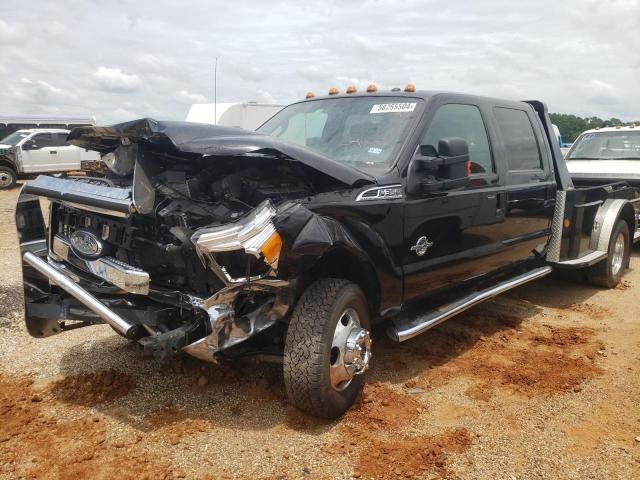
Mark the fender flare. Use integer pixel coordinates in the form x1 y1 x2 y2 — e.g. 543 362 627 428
0 155 17 172
590 199 636 252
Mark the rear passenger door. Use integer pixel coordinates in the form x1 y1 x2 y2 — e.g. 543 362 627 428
489 106 556 261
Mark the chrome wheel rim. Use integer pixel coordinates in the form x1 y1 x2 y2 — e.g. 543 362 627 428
329 308 372 391
611 232 625 276
0 171 13 188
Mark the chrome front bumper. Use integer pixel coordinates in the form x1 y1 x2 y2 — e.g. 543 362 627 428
51 234 150 295
22 251 140 339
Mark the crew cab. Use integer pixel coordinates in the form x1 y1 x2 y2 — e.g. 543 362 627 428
15 87 640 418
566 125 640 186
0 128 101 188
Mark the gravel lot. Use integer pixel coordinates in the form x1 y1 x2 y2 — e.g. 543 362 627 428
1 185 639 479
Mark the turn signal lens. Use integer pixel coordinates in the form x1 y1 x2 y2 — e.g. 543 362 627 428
260 232 283 267
305 92 315 99
346 85 357 94
563 218 572 229
366 84 377 93
404 83 416 93
328 87 339 95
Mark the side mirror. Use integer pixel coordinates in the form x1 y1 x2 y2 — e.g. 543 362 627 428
22 140 38 150
407 137 470 195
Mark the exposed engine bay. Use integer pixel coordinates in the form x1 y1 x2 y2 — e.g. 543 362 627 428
55 158 316 294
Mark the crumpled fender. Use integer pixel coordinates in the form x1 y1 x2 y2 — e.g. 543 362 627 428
273 201 401 314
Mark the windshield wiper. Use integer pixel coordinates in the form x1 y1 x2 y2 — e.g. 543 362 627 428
568 157 608 160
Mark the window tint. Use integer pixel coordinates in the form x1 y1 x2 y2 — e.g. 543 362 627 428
422 104 493 174
52 133 69 146
493 107 542 170
31 133 56 148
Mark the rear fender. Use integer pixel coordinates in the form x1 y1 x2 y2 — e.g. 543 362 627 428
590 199 636 253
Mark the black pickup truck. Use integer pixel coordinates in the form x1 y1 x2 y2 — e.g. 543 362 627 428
15 88 640 418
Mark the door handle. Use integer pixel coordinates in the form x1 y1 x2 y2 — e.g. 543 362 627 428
49 151 57 154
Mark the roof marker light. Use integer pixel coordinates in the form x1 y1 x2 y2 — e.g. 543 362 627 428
366 84 377 93
305 92 315 99
404 83 416 93
328 87 339 95
346 85 357 94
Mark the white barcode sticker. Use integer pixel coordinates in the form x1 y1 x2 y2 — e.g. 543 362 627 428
370 103 417 114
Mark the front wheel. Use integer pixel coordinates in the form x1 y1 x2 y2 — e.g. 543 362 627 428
587 219 630 288
284 279 372 419
0 166 17 189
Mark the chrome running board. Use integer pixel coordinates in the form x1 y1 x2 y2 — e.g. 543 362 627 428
388 266 553 343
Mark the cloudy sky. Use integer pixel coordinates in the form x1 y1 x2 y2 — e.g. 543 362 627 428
1 0 638 124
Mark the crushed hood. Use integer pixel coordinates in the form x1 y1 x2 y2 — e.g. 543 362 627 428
67 118 375 188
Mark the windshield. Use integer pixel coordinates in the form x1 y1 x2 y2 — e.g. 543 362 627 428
257 96 422 174
567 131 640 160
0 131 30 146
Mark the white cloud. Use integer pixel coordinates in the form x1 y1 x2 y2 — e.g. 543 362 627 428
176 89 207 103
93 66 141 93
14 78 78 104
0 19 22 44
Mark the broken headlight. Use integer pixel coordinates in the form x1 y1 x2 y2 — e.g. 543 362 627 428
101 143 137 176
191 200 283 282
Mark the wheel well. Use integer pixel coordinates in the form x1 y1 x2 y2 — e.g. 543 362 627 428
0 156 17 172
619 203 636 241
303 248 380 317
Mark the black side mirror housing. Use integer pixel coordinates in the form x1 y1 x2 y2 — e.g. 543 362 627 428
22 140 37 150
407 137 470 195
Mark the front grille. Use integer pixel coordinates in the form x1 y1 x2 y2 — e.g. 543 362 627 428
51 203 212 294
55 204 137 251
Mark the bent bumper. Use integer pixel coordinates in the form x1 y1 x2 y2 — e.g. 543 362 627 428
22 251 142 339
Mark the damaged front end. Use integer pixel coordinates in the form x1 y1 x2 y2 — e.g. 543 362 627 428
16 118 372 362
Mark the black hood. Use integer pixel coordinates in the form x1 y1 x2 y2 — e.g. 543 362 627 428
68 118 375 188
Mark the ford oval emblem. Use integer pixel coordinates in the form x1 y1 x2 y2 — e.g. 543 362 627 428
69 230 104 259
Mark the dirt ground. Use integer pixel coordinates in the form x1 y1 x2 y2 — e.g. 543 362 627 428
0 186 639 479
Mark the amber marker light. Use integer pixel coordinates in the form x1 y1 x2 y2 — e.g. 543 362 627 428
346 85 357 94
563 218 572 229
404 83 416 93
305 92 315 99
366 84 377 93
261 232 283 267
328 87 339 95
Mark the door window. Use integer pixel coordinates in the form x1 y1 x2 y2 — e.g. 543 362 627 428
422 104 494 174
493 107 542 171
31 133 56 148
52 133 69 146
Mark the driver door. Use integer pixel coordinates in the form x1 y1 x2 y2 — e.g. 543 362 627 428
402 102 507 303
21 132 73 173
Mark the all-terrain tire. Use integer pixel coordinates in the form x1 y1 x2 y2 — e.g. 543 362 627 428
587 219 630 288
283 278 370 419
0 166 17 189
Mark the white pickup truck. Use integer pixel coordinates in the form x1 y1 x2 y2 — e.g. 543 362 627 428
0 129 100 189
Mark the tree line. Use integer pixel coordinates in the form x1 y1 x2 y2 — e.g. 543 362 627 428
549 113 640 143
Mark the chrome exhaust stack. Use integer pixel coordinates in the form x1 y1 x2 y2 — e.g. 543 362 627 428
23 252 141 339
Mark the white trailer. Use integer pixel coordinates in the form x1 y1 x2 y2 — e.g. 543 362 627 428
186 103 284 130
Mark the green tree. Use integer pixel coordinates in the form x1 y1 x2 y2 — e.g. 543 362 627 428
549 114 588 143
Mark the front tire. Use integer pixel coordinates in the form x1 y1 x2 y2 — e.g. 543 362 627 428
284 279 372 419
587 219 630 288
0 166 17 189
